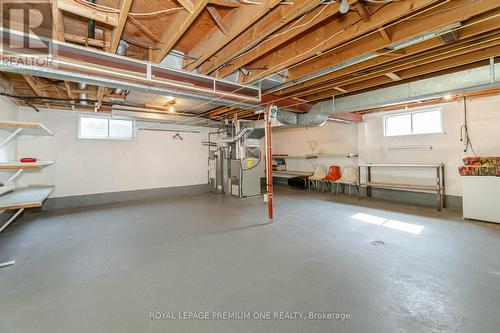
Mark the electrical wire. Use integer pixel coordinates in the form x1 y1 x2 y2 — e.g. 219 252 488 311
460 97 477 156
208 0 331 75
74 0 184 17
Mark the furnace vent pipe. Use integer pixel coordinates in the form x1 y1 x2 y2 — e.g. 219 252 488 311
79 83 88 106
221 127 250 143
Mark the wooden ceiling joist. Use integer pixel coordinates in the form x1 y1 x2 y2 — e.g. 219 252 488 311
239 0 442 83
291 31 500 99
385 72 402 81
177 0 196 13
278 9 500 96
354 2 370 22
109 0 133 53
213 0 353 78
152 0 210 63
50 0 65 41
58 0 119 26
197 0 329 75
208 0 241 8
303 44 500 102
206 6 230 36
64 33 110 49
183 0 282 71
284 0 500 83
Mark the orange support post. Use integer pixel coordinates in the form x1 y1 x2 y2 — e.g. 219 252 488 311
265 104 274 222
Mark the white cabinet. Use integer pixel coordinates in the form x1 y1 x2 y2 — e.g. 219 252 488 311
462 176 500 223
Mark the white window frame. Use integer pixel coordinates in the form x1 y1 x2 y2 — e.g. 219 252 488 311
78 115 135 140
383 108 443 137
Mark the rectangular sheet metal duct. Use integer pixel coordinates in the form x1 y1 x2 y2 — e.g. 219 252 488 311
0 28 261 109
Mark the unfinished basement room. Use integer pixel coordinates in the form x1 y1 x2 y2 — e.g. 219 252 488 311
1 0 500 332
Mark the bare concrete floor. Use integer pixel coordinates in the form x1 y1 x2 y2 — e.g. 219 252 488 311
1 187 499 333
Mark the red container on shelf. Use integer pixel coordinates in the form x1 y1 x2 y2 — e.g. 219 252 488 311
20 158 37 163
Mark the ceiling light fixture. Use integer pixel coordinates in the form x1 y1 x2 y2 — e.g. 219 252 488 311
168 105 175 113
444 94 453 100
339 0 349 14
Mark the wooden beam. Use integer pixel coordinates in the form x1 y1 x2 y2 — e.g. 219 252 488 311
22 75 50 108
64 81 74 99
128 15 161 43
330 112 363 122
240 0 442 83
212 0 350 77
292 33 500 98
96 86 105 110
109 0 133 53
50 0 73 104
277 9 500 95
207 6 230 36
334 87 349 93
375 48 406 56
303 45 500 101
152 0 210 63
354 2 370 22
64 33 110 49
284 0 500 82
50 0 65 41
378 27 391 43
183 0 281 71
58 0 119 26
208 0 241 8
385 72 401 81
178 0 195 13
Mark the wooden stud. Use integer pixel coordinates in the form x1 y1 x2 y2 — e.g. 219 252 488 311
378 27 391 43
385 72 402 81
128 16 162 43
207 6 230 36
354 2 370 22
177 0 195 13
278 10 500 96
284 0 500 83
58 0 119 26
239 0 441 83
198 0 328 75
110 0 133 53
208 0 241 8
183 0 281 71
152 0 210 63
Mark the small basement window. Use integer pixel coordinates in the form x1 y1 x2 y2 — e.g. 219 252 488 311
79 116 134 140
384 108 442 137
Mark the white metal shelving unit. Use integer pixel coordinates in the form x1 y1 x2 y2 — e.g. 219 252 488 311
0 121 55 268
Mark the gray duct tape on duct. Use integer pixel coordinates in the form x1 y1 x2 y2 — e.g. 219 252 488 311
276 99 333 127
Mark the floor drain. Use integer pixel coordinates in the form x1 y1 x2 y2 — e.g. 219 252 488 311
371 240 385 246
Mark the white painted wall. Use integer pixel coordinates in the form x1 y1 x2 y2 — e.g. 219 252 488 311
0 96 19 184
358 95 500 196
271 121 358 173
15 108 210 198
272 94 500 197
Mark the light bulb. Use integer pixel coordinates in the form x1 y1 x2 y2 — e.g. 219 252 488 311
168 105 175 113
444 94 452 100
339 0 349 14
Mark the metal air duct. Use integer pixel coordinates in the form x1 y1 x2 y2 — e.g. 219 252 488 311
276 99 334 127
79 82 88 106
114 40 128 95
